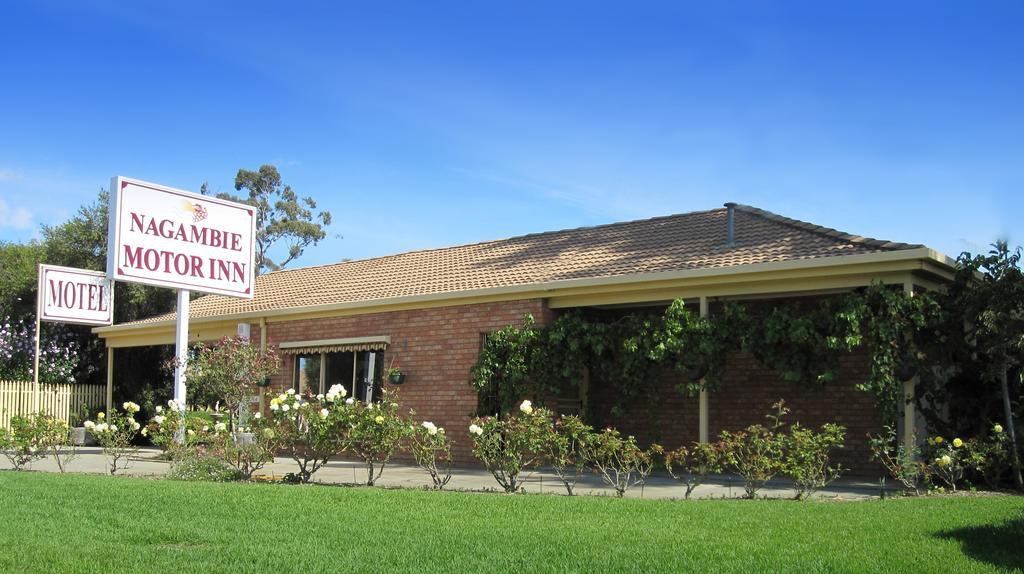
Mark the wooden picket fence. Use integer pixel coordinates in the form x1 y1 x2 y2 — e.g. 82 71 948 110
0 380 106 429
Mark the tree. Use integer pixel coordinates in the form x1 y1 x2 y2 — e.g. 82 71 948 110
207 164 331 274
944 242 1024 489
0 241 44 319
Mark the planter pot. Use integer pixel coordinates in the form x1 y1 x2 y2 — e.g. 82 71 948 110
388 372 406 385
686 364 709 382
895 359 917 382
70 427 96 446
233 432 255 446
257 377 271 388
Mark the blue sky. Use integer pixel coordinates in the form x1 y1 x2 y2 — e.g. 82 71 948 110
1 1 1021 267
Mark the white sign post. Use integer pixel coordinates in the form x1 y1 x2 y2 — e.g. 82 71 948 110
34 264 114 412
107 176 255 440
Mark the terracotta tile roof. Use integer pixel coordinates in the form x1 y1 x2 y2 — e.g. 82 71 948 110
117 204 921 325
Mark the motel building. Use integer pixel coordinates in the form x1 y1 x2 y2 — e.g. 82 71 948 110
93 203 954 474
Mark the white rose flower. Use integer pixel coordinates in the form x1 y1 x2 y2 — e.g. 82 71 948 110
519 400 533 415
253 412 262 419
155 406 163 413
320 408 329 419
422 421 438 435
214 422 227 432
270 403 280 412
286 388 296 395
469 424 483 436
345 398 355 405
110 424 118 432
153 415 166 425
84 421 95 429
317 394 325 401
187 429 196 436
131 421 141 430
202 425 209 432
282 404 291 412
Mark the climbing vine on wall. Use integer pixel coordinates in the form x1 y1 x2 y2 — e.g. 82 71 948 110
470 282 941 422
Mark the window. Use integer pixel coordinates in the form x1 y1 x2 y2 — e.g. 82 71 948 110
293 350 384 402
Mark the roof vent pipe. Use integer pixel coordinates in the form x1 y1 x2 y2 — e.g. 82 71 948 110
724 202 737 247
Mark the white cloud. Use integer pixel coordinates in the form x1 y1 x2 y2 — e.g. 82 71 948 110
0 199 33 230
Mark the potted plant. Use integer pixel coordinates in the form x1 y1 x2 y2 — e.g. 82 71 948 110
387 358 406 385
69 404 96 446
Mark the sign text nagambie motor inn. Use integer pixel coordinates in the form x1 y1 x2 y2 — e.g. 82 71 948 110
106 176 256 298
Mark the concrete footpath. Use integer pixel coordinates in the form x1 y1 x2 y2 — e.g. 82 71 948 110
1 447 888 500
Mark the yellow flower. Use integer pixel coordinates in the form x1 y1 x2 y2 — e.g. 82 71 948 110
933 436 943 445
952 438 963 448
374 415 384 424
936 455 951 467
97 412 105 420
994 424 1003 434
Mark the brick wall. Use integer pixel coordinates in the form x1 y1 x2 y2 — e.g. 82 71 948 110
587 348 882 476
252 299 550 463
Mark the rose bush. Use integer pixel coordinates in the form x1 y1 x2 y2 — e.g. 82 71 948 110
468 400 551 493
84 403 141 475
407 414 453 490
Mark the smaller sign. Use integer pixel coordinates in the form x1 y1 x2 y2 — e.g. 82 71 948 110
39 264 114 326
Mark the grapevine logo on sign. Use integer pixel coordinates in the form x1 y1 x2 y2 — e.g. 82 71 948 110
107 176 256 298
39 265 114 326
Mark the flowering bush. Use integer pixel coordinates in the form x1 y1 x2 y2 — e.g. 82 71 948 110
0 317 80 383
268 388 345 483
664 442 721 499
580 427 659 498
407 413 453 490
35 413 76 472
868 425 929 495
180 336 280 430
717 401 789 498
544 414 593 495
342 389 409 486
84 403 141 475
0 414 47 470
207 413 279 480
923 434 967 491
468 400 551 493
963 424 1013 489
144 400 219 457
783 422 845 500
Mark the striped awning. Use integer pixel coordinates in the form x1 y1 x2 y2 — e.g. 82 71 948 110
278 336 390 355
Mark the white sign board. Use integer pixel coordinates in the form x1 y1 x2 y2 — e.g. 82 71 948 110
39 264 114 326
107 176 256 298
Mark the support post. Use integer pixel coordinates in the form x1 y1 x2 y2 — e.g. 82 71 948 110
699 296 710 444
32 264 42 413
902 281 917 453
259 317 267 413
106 347 114 414
174 289 190 442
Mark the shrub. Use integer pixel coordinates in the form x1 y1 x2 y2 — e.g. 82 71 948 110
268 388 345 483
923 435 968 492
207 413 279 480
35 413 76 472
342 389 409 486
963 424 1013 489
868 425 928 495
181 336 280 430
407 415 453 490
581 427 659 498
544 414 593 496
784 422 845 500
169 453 243 482
469 400 551 493
664 442 721 499
84 403 141 475
0 414 47 470
717 400 789 498
144 401 222 459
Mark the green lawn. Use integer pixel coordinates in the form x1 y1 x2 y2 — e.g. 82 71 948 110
0 472 1021 573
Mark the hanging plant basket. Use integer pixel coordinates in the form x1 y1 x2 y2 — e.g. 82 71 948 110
895 358 917 382
685 364 709 382
257 377 272 388
388 372 406 385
